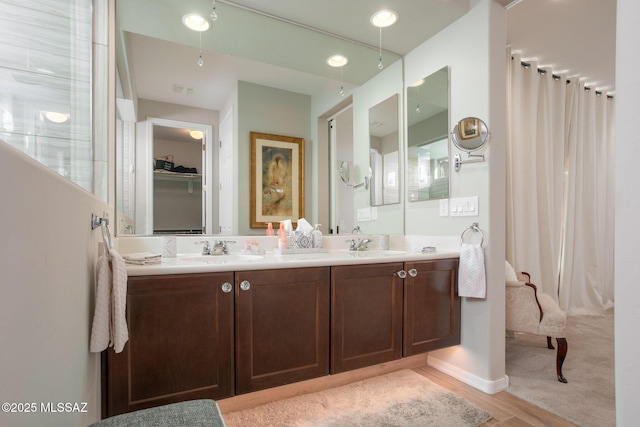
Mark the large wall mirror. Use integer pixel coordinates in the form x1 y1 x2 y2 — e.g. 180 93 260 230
369 94 400 206
406 66 450 202
114 0 403 236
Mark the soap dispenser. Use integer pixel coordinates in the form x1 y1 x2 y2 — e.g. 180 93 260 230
312 224 323 248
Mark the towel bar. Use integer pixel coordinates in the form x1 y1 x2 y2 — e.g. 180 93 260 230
91 213 112 259
461 222 484 247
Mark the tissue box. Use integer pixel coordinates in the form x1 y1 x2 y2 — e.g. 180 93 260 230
288 231 312 249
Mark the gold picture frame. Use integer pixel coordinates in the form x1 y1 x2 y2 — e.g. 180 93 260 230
459 118 480 140
250 132 304 229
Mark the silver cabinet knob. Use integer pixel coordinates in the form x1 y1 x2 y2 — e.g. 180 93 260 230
396 270 407 279
408 268 418 277
221 282 232 293
240 280 251 291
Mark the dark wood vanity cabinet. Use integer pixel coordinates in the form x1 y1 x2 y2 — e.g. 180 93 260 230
103 258 459 416
331 263 405 373
403 258 460 356
331 259 460 373
104 273 235 417
235 267 330 394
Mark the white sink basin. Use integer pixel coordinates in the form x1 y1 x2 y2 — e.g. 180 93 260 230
180 254 264 263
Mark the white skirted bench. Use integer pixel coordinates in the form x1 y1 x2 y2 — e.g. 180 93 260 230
89 400 226 427
505 261 568 383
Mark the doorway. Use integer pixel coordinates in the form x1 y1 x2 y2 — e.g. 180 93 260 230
135 117 213 235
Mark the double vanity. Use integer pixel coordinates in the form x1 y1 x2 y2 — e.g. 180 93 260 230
103 236 461 417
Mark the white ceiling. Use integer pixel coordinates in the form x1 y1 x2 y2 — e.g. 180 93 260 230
119 0 616 118
506 0 616 93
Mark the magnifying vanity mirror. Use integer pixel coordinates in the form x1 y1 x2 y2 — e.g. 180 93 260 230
406 67 450 202
451 117 489 172
339 161 370 190
339 161 350 184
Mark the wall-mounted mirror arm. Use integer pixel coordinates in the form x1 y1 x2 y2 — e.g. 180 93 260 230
352 176 370 190
453 151 485 172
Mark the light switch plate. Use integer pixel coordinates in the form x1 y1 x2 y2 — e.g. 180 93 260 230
449 196 479 217
357 207 371 222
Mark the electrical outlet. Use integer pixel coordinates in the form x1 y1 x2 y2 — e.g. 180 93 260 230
439 199 449 216
371 207 378 220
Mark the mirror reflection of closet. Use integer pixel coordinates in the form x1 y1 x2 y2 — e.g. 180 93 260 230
153 125 203 234
369 93 400 206
407 66 450 202
133 117 213 235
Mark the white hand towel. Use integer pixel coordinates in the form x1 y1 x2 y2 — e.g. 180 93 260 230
458 243 486 298
90 250 129 353
123 252 162 265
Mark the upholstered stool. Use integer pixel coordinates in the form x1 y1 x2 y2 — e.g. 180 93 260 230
505 262 568 383
89 399 226 427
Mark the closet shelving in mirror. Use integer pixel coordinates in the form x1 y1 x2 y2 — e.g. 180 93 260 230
153 170 202 193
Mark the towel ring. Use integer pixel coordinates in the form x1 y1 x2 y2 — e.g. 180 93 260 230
461 222 484 247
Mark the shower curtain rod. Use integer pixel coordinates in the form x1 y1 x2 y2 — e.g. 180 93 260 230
519 60 614 99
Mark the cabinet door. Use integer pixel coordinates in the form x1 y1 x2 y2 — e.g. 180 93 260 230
403 258 460 356
105 273 234 416
235 267 330 394
331 263 404 374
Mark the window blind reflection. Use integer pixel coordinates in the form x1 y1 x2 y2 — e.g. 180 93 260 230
0 0 93 192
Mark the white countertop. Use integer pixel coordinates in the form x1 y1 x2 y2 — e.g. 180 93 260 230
125 250 460 276
116 234 461 276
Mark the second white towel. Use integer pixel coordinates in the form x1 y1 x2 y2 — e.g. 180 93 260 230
458 243 486 298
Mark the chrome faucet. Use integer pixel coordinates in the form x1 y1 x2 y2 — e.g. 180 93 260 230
213 240 236 255
197 240 212 255
349 238 372 251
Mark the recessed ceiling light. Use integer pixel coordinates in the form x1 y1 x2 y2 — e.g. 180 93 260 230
182 13 210 31
370 10 398 28
189 130 204 139
327 55 348 67
44 112 70 123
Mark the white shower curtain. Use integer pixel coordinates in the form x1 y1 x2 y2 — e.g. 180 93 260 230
507 52 615 314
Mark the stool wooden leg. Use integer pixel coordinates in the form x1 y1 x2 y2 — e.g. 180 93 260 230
556 337 568 383
546 336 554 349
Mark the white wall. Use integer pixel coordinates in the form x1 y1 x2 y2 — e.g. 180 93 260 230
404 0 507 391
352 60 404 235
614 0 640 424
237 81 312 235
0 143 108 426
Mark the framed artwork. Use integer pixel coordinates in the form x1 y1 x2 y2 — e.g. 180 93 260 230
250 132 304 228
459 118 480 140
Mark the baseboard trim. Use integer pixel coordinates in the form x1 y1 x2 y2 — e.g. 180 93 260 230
427 355 509 394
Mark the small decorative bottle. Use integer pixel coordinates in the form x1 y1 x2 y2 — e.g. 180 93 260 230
277 222 288 250
266 222 274 236
312 224 323 248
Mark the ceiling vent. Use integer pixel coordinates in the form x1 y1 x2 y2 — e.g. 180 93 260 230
172 84 194 95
